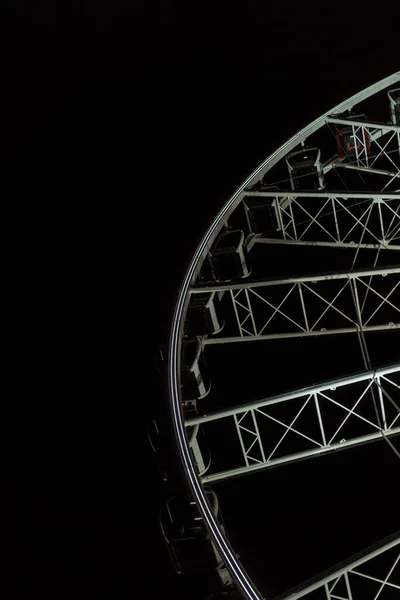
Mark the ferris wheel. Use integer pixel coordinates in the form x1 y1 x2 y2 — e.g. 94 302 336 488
167 72 400 600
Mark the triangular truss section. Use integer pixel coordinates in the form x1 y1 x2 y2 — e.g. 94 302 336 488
245 192 400 252
184 364 400 484
194 266 400 345
325 117 400 191
267 533 400 600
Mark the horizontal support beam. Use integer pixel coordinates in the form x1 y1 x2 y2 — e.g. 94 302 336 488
247 236 400 251
244 191 400 199
191 266 400 293
334 163 400 178
326 117 400 133
244 193 400 252
322 155 346 173
185 363 400 426
201 427 400 483
204 323 399 344
193 362 400 483
320 153 400 177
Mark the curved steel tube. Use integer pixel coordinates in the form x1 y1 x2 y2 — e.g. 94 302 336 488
167 71 400 600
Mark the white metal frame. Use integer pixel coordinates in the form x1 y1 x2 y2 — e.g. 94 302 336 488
388 88 400 126
168 72 400 600
244 192 400 252
275 532 400 600
327 117 400 188
191 267 400 343
185 364 400 483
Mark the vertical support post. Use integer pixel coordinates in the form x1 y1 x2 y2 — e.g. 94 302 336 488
344 572 353 600
332 197 340 242
324 583 332 600
234 413 249 467
351 277 383 429
353 125 360 166
362 126 369 167
298 283 310 331
288 197 298 240
245 289 258 336
377 199 386 244
250 410 266 463
376 375 388 431
230 289 244 337
314 393 327 446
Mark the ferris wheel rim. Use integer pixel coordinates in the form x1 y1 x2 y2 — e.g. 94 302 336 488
167 71 400 600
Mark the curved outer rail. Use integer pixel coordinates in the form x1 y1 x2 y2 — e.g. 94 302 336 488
167 71 400 600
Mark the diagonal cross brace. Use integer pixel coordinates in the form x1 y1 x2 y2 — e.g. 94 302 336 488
184 364 400 483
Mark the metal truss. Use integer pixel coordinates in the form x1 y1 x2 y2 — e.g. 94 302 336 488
274 531 400 600
245 192 400 252
168 74 400 600
325 118 400 189
192 266 400 343
185 364 400 483
242 73 399 190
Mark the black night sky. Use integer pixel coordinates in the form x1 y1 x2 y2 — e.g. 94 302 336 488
3 3 399 600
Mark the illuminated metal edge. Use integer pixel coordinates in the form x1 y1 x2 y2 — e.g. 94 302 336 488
325 117 400 133
191 265 400 292
183 363 400 483
168 72 400 600
243 192 400 252
243 192 400 198
185 363 400 426
273 531 400 600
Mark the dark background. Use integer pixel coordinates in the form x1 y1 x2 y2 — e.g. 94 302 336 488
3 2 399 599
